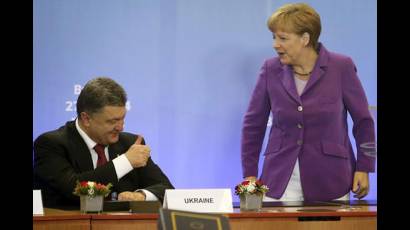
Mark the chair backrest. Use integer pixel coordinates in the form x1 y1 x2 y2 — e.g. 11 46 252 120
157 208 230 230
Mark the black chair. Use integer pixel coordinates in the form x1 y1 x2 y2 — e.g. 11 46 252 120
157 208 230 230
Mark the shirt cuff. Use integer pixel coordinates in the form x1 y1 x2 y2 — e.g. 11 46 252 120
112 154 133 180
137 189 159 201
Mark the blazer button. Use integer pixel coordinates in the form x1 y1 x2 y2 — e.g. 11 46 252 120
297 123 303 129
297 140 303 145
297 106 303 112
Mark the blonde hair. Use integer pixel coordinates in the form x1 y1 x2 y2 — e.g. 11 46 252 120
267 3 321 49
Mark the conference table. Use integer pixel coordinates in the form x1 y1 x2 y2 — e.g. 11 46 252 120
33 201 376 230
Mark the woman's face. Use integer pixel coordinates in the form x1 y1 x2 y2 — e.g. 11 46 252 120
272 30 305 65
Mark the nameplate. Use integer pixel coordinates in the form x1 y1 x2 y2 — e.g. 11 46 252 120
163 189 233 213
33 190 44 215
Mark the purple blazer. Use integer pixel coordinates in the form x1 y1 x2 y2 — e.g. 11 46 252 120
241 44 375 201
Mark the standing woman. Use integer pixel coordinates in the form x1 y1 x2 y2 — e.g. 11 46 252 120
241 3 376 201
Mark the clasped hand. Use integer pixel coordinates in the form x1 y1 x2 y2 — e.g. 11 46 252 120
118 191 146 201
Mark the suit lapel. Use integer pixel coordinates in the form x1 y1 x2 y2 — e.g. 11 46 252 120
301 66 325 96
108 144 122 160
301 44 329 96
280 65 301 104
66 121 94 171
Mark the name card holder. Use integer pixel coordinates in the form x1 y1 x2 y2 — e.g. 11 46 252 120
33 190 44 215
163 189 233 213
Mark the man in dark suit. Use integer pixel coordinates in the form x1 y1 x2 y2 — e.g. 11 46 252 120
33 77 174 208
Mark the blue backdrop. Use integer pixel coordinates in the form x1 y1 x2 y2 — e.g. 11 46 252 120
34 0 377 201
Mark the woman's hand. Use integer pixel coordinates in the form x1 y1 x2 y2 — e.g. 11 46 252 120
244 176 257 181
352 171 369 199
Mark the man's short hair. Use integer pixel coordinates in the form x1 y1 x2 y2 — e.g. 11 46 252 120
76 77 127 117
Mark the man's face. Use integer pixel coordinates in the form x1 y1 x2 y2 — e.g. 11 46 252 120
82 106 126 145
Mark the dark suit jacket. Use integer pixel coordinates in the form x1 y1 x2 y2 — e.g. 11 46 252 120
33 121 174 208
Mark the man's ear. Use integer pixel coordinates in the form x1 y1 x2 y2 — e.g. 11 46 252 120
302 32 310 46
79 112 91 127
